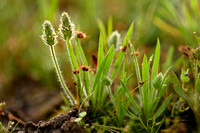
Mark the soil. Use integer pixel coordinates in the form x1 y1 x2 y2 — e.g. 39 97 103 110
1 107 90 133
0 77 89 133
18 107 86 133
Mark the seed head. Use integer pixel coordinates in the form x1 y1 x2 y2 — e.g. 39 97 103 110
59 12 75 40
108 31 121 48
41 21 57 46
152 73 163 89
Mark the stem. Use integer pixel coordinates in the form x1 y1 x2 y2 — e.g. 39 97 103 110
49 45 75 106
65 39 82 106
194 62 198 80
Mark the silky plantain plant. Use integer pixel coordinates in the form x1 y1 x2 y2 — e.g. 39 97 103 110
41 11 173 132
41 11 133 112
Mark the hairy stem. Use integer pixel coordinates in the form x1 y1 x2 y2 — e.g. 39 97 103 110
49 45 75 106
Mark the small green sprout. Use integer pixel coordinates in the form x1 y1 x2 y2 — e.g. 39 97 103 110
180 69 190 83
75 111 87 126
0 121 14 133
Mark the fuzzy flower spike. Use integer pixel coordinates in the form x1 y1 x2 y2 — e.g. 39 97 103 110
59 12 75 40
42 20 57 46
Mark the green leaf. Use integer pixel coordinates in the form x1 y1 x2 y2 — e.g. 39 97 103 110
93 46 114 91
150 97 160 116
163 46 174 71
124 106 139 120
111 22 134 80
75 118 82 123
195 74 200 92
180 68 190 83
148 55 154 70
102 45 115 76
150 39 160 103
170 71 191 106
120 80 141 115
107 16 113 36
60 92 71 106
152 38 160 80
130 43 141 83
97 19 107 47
154 94 172 119
97 46 115 105
93 56 108 91
142 54 150 119
122 22 134 47
76 38 88 65
66 39 83 102
98 34 104 70
79 111 87 118
157 75 170 98
76 38 90 95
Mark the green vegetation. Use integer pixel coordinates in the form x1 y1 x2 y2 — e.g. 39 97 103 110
40 11 183 132
1 0 200 132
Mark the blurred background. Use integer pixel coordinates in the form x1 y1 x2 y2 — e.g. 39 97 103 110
0 0 200 122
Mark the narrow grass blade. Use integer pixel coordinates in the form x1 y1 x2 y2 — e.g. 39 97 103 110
98 46 115 105
111 22 134 80
75 42 81 65
152 38 160 80
120 80 141 115
93 56 108 90
76 38 90 95
150 97 160 116
129 43 141 83
155 118 165 133
122 22 134 47
148 55 154 70
49 0 58 20
154 94 172 119
142 54 150 120
170 71 191 106
60 92 71 106
121 64 126 97
76 38 88 65
66 39 82 105
93 46 114 91
97 19 107 47
163 46 174 71
110 52 124 80
195 74 200 92
157 75 170 98
102 45 114 76
124 106 139 120
151 39 160 103
98 34 104 70
107 16 113 36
